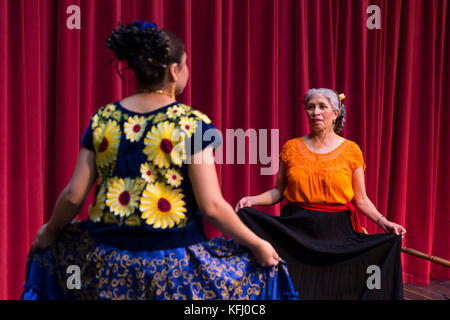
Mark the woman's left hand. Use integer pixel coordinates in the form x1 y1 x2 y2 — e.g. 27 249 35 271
379 218 407 237
30 223 60 252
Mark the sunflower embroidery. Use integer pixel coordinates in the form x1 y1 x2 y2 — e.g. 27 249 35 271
105 177 141 218
179 116 197 137
124 115 147 142
86 103 214 229
165 168 183 187
93 119 121 168
139 182 186 229
140 162 157 184
143 121 186 168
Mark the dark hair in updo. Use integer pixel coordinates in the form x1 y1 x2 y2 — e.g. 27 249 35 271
106 22 185 88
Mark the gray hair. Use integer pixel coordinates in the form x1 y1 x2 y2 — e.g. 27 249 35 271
304 88 346 134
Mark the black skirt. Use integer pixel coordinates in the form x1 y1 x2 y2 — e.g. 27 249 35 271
238 204 404 300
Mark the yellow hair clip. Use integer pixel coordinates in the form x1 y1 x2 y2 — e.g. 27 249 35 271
148 57 167 69
338 93 346 101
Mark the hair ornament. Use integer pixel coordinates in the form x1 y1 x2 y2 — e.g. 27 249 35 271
147 57 167 69
133 20 157 29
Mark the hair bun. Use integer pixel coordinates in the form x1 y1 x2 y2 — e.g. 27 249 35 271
335 103 346 134
106 22 185 87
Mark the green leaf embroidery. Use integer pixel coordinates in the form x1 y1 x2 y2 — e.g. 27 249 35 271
110 110 122 122
153 112 168 123
125 215 141 227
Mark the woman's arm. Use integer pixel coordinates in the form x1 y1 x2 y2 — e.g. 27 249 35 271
188 147 280 267
352 166 406 236
235 161 287 210
31 148 97 250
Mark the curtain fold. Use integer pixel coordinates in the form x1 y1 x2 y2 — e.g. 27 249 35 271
1 0 448 299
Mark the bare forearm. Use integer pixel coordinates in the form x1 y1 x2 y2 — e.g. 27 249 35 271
249 188 283 206
354 197 384 224
46 188 82 234
204 200 261 249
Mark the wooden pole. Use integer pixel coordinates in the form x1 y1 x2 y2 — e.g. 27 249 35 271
401 247 450 268
360 228 449 268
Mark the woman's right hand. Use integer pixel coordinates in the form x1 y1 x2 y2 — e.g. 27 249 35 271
250 239 280 267
235 196 253 212
30 223 60 252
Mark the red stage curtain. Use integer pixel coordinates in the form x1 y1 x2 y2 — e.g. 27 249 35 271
0 0 448 299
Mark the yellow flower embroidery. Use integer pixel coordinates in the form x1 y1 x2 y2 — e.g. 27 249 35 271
178 104 191 113
192 110 211 124
140 162 157 184
91 114 99 130
105 177 141 218
101 104 116 118
139 182 186 229
143 121 186 168
179 116 197 137
167 105 186 119
124 115 147 142
165 168 183 187
93 119 121 168
88 185 106 222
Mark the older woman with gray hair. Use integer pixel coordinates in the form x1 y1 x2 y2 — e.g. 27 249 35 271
236 88 406 299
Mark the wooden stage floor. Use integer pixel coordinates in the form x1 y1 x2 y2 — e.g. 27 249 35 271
403 279 449 300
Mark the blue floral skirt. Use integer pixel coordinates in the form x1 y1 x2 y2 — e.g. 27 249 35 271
21 221 298 300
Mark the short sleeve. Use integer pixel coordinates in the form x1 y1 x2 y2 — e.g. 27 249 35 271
279 142 288 163
279 139 295 167
185 119 222 155
183 109 222 155
80 116 95 151
350 142 366 171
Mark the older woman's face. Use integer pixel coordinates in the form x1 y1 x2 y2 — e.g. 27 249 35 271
305 93 338 132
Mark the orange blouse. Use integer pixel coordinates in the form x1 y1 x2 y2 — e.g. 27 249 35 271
280 137 366 205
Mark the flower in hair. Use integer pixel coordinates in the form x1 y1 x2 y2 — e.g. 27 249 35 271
338 93 346 101
133 20 157 29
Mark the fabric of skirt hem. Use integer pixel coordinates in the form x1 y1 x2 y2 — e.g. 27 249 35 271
238 204 404 300
21 220 299 300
